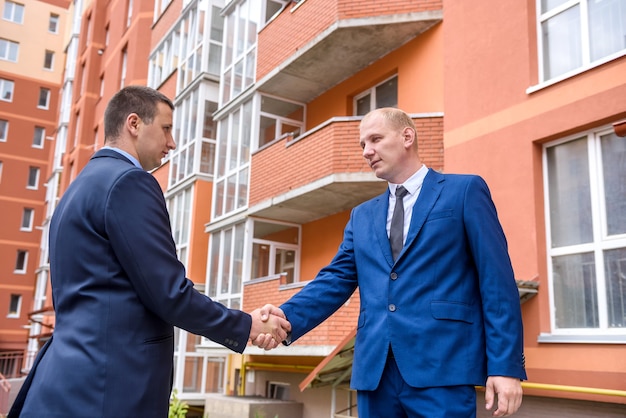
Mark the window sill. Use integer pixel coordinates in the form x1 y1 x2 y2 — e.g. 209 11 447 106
538 333 626 344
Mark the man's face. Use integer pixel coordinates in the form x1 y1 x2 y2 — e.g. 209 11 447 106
135 102 176 171
359 114 410 184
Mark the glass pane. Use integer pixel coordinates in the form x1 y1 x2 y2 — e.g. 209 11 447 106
375 76 398 109
205 358 224 393
542 5 582 79
232 223 244 291
356 94 371 116
220 228 232 294
203 101 218 139
588 0 626 61
553 252 598 328
200 141 215 174
237 166 248 209
259 115 277 146
208 44 221 75
253 221 298 244
541 0 569 13
183 356 202 392
241 100 252 162
208 233 220 297
600 132 626 235
210 6 224 41
605 248 626 328
252 243 270 279
229 110 240 171
275 247 295 284
547 137 593 247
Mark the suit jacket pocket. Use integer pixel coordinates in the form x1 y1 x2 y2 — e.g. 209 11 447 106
430 301 474 324
425 209 453 222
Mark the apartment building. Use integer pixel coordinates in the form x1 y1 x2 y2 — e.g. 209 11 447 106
5 0 625 417
0 0 68 390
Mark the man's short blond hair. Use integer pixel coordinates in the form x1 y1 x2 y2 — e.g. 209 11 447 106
362 107 418 149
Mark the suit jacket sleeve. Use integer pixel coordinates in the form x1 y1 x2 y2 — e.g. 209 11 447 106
464 176 526 379
105 168 251 352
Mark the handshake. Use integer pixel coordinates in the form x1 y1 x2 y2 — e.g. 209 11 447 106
249 304 290 350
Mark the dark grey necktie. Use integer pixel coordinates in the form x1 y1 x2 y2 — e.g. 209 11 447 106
390 186 409 261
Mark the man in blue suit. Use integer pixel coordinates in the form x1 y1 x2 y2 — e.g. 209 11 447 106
258 108 526 417
9 86 289 417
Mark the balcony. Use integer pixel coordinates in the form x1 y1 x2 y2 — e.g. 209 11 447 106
256 0 443 103
248 114 443 224
248 117 385 224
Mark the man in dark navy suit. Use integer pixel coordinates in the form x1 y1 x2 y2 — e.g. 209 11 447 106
258 108 526 417
10 86 289 417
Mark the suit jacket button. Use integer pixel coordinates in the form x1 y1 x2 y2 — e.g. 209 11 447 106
390 272 398 280
389 304 396 312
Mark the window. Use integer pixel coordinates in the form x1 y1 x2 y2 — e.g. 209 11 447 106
544 127 626 336
354 75 398 116
167 186 193 264
15 250 28 273
49 13 59 33
251 220 300 284
120 49 127 88
33 126 45 148
0 78 14 101
213 99 253 218
21 208 34 230
3 1 24 24
0 161 3 182
44 50 54 70
153 0 172 21
538 0 626 82
27 166 39 189
38 87 50 108
0 38 19 62
126 0 133 28
258 95 304 148
207 223 245 309
8 294 21 318
0 119 7 141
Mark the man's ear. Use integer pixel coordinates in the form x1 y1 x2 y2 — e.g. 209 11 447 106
402 127 416 149
127 113 140 136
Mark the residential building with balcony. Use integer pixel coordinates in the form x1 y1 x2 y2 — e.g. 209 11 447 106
0 1 69 403
6 0 626 417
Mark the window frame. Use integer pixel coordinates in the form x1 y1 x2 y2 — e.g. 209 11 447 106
535 0 626 85
0 78 14 102
38 87 51 109
542 125 626 341
44 50 55 70
3 1 24 24
0 119 8 141
33 126 45 148
14 250 28 273
27 166 40 189
8 294 22 318
49 13 60 33
20 207 34 231
0 38 19 62
353 74 398 116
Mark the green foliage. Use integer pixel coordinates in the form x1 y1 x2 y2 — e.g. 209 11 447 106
168 389 189 418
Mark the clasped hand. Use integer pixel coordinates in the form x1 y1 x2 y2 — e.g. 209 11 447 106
249 304 290 350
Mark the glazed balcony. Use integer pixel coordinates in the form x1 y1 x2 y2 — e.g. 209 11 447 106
248 114 443 224
256 0 443 103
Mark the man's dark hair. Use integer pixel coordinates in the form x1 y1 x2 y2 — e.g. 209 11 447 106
104 86 174 141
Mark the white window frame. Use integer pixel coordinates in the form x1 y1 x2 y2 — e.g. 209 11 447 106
0 119 8 141
38 87 50 109
206 222 245 310
248 218 301 285
535 0 626 85
15 250 28 273
44 50 54 70
49 13 59 33
8 294 22 318
353 74 398 116
0 78 14 102
166 185 194 265
33 126 45 148
3 1 24 24
21 208 34 231
542 125 626 342
27 166 40 189
0 38 19 62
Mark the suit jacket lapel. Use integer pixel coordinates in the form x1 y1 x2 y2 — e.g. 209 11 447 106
401 169 444 259
372 190 395 266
